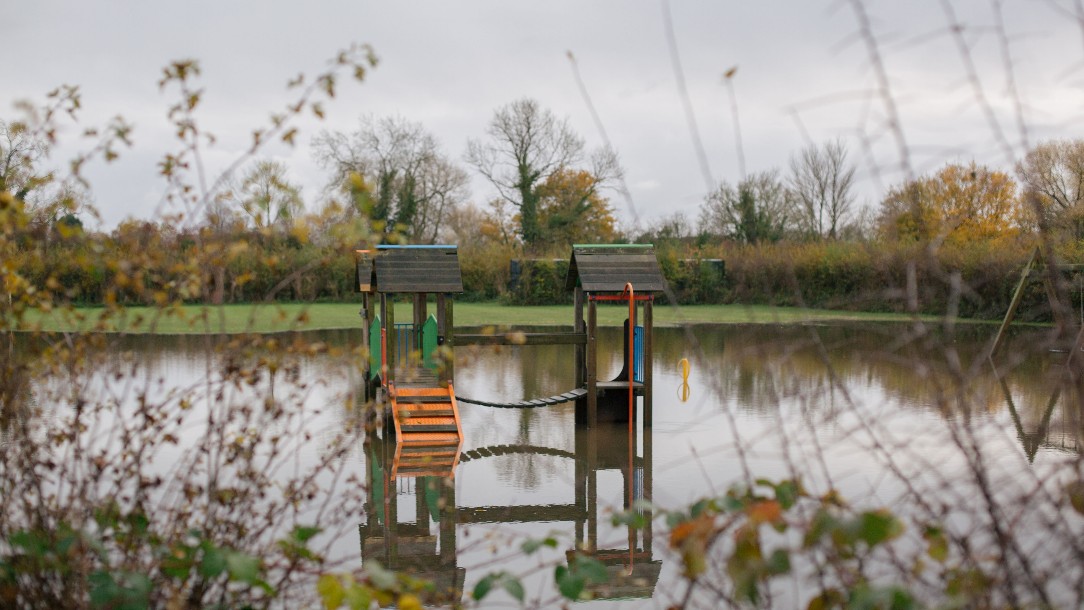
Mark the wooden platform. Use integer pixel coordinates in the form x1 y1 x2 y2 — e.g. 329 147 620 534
594 381 644 395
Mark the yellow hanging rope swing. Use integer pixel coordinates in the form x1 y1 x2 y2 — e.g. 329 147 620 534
678 357 691 402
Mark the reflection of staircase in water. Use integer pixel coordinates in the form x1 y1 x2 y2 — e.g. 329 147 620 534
389 381 462 479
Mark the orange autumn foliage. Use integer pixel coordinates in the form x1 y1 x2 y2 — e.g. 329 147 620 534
878 161 1025 245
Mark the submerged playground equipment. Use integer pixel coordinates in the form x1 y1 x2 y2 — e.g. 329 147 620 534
354 244 667 601
354 243 667 451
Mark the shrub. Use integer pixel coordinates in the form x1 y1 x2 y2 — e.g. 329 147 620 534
458 242 514 302
505 258 571 305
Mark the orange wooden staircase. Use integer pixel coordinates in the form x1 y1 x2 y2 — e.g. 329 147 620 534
389 383 463 478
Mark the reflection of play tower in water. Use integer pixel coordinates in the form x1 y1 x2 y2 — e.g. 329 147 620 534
360 429 463 603
571 417 662 598
359 413 662 602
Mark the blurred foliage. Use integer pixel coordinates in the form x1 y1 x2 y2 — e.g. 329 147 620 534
5 20 1084 610
0 45 395 609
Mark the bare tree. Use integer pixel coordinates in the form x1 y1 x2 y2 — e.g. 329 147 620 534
1016 139 1084 239
313 116 468 243
0 121 97 244
788 139 857 240
0 120 49 200
699 170 795 244
635 211 693 245
466 98 620 248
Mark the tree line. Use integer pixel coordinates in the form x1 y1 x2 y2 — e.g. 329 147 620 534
5 99 1084 315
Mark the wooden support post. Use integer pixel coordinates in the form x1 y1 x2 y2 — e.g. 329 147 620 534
412 293 427 373
644 298 653 427
384 294 395 385
416 477 430 529
574 423 587 546
444 295 455 383
361 292 372 400
436 294 446 336
439 478 456 562
414 293 427 330
574 286 585 388
643 419 653 556
587 424 598 552
383 452 396 563
360 432 377 556
360 293 370 357
587 298 598 428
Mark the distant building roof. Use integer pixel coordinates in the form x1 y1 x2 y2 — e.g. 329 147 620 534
371 245 463 293
564 244 667 293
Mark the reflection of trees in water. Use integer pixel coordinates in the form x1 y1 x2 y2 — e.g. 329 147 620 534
42 324 1081 471
1 334 33 430
9 329 364 464
646 323 1084 455
455 337 579 491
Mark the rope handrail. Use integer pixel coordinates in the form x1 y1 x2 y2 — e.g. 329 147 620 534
455 388 587 408
458 444 577 463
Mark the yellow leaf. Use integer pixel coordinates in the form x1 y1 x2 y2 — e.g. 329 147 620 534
747 500 783 526
317 574 344 609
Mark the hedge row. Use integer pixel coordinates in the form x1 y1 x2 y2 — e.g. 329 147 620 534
713 240 1041 319
500 240 1059 321
14 233 1071 321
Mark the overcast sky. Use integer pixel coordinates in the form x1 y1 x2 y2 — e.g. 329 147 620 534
4 0 1083 232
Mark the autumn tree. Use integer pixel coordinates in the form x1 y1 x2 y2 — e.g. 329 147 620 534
534 168 618 247
479 199 518 246
789 139 856 239
1016 139 1084 239
313 115 468 243
877 161 1022 244
234 160 304 232
466 98 620 249
699 170 794 244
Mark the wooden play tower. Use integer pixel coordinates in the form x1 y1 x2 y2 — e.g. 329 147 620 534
566 244 666 427
357 245 463 463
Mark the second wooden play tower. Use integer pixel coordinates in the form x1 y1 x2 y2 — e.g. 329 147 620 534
566 243 667 426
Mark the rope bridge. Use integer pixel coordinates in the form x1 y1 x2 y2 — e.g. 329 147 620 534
458 444 577 463
455 388 587 409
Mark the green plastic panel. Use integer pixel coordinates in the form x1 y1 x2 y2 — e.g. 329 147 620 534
421 314 438 371
369 315 382 380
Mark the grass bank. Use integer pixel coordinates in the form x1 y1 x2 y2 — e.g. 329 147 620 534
20 301 960 335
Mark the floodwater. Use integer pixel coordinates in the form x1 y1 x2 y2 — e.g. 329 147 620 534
11 322 1084 607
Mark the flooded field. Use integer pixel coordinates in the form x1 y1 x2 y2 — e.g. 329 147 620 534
6 322 1082 607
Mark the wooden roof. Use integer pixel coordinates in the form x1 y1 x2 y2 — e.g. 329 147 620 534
373 245 463 293
564 244 667 293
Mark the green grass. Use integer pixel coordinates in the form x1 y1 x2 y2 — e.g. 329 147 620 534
20 301 956 335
